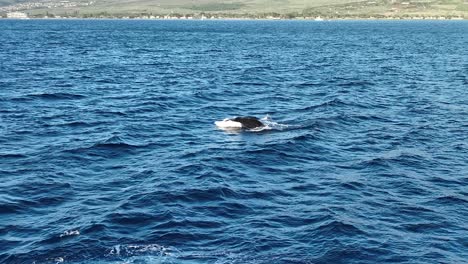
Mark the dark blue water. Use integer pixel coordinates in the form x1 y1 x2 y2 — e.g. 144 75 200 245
1 19 467 264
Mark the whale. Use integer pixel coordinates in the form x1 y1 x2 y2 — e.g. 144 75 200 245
215 116 264 130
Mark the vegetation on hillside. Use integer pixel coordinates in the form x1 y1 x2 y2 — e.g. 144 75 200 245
1 0 467 18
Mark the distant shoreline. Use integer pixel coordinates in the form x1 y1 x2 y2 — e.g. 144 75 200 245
0 17 466 21
2 0 467 21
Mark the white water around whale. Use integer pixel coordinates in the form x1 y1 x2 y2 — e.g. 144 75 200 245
214 118 243 129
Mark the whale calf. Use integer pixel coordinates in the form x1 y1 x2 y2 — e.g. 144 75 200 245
215 116 264 130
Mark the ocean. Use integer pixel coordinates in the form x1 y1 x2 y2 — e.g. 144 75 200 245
0 19 467 263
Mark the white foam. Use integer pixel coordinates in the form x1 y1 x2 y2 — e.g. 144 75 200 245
215 119 243 129
258 115 289 131
60 230 80 237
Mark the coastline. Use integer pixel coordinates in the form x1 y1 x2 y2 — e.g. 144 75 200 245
0 16 466 21
2 0 467 21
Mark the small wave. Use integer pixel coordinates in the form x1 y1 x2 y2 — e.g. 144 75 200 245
358 149 430 168
173 163 206 174
204 48 224 53
295 81 323 87
154 219 224 230
0 153 27 159
267 214 330 228
230 82 268 86
161 187 240 203
59 230 80 238
60 121 95 127
81 223 107 234
401 222 443 233
316 220 367 236
106 212 161 226
95 110 127 116
65 136 150 155
89 142 138 150
397 205 435 214
55 83 74 88
336 80 375 87
107 243 177 258
43 121 98 128
96 78 115 84
141 62 173 67
433 195 467 205
9 96 34 102
94 136 141 149
340 181 365 191
297 98 347 112
27 93 86 100
428 176 462 187
0 203 23 214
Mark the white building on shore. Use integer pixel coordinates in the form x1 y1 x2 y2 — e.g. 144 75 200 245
7 12 29 19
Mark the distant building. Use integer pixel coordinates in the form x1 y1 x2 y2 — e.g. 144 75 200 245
7 12 29 19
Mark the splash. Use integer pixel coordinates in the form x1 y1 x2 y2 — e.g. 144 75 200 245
108 244 178 258
214 118 243 130
249 115 289 132
59 230 80 238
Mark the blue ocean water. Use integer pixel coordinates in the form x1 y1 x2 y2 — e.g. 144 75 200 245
0 19 467 263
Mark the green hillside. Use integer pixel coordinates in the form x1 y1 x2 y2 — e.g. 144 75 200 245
1 0 467 18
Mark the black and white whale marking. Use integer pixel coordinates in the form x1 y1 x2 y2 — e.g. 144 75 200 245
215 116 264 130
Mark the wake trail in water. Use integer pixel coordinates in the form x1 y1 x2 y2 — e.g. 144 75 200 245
249 115 291 132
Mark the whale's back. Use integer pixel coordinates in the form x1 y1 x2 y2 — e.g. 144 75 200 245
232 116 263 129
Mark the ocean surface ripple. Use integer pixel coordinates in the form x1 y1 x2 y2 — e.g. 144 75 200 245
0 20 467 264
